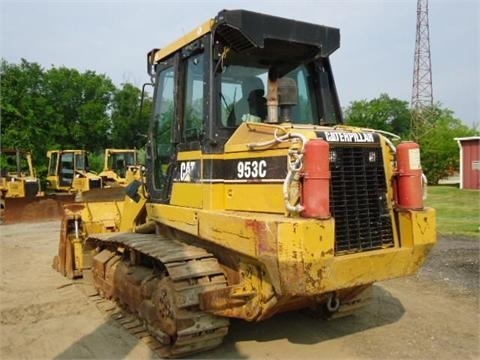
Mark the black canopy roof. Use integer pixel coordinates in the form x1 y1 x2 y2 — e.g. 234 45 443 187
214 9 340 57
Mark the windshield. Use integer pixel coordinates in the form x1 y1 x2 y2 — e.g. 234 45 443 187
220 61 339 128
219 64 319 127
74 154 87 171
109 152 136 169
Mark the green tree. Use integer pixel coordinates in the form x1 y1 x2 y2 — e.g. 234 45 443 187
344 94 411 138
1 59 115 175
343 93 478 185
43 66 115 151
110 83 152 149
1 59 53 173
418 108 476 184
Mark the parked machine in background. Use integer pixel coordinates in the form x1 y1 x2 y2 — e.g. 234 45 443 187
1 148 74 223
54 9 436 358
46 150 103 193
0 148 41 202
98 149 143 186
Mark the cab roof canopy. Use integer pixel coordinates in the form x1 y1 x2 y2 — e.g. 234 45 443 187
150 9 340 64
214 9 340 57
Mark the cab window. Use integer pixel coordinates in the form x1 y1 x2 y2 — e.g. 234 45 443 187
183 54 204 141
152 66 175 191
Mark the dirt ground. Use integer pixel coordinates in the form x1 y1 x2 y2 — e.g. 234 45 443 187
1 221 478 360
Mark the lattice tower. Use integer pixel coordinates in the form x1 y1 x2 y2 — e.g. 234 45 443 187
411 0 434 141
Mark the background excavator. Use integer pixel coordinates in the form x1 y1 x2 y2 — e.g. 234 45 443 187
53 9 436 358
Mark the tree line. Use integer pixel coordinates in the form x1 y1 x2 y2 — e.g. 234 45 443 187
344 94 477 184
1 58 152 176
1 59 478 184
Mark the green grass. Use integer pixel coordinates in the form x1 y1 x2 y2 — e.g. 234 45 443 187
425 186 480 238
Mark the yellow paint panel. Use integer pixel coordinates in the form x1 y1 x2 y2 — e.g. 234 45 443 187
176 150 202 161
312 244 435 294
147 203 198 236
397 207 436 247
273 213 435 296
198 210 259 256
277 221 307 295
225 184 284 213
202 183 225 210
277 219 336 295
301 219 336 293
171 183 203 208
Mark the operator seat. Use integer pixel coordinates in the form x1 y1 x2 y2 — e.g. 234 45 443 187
247 89 267 120
228 76 265 126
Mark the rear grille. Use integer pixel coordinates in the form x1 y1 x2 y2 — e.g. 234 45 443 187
330 145 394 254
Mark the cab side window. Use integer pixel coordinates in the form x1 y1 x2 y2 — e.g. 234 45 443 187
48 152 58 176
183 54 204 141
152 66 175 191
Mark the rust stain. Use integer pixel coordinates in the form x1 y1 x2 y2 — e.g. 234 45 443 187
245 219 276 255
320 248 334 257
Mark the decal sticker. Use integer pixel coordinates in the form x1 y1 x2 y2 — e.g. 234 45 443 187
202 156 287 183
316 131 379 143
408 148 421 170
236 160 267 179
324 131 375 143
174 160 200 182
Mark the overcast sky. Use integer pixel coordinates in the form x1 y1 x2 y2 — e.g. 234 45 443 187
1 0 478 127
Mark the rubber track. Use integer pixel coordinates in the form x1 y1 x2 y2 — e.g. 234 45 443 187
86 232 229 358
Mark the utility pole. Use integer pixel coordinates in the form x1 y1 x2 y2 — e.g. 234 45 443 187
411 0 434 141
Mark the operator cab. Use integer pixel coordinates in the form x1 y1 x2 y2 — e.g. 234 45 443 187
146 9 343 202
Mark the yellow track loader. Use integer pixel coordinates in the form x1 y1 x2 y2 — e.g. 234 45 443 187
1 148 74 223
54 10 436 358
98 148 143 186
46 149 103 193
1 148 41 201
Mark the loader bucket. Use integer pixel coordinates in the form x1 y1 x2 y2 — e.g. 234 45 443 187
3 194 76 224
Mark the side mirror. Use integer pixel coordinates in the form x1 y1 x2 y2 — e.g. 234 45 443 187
147 48 160 83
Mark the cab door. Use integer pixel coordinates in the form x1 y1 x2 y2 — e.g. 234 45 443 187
59 152 74 187
46 151 60 190
146 57 178 203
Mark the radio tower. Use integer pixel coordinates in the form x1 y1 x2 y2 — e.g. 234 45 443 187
411 0 434 141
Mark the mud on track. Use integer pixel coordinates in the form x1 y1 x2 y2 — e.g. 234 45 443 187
1 221 478 359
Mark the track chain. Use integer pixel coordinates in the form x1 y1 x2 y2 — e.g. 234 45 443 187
85 293 168 357
86 232 229 358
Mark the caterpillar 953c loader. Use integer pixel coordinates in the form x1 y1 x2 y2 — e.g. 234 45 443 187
54 9 436 358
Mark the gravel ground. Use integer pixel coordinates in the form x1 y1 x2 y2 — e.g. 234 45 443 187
0 222 478 359
419 235 479 294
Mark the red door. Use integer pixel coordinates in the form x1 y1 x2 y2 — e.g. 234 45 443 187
462 140 480 189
